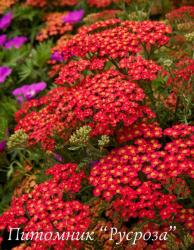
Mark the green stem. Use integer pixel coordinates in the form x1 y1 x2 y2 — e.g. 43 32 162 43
108 56 127 75
146 83 161 124
174 95 180 120
142 43 150 60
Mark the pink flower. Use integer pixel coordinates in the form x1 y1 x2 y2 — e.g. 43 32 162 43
4 36 27 49
0 11 13 30
0 66 12 83
12 82 47 103
0 34 6 46
63 9 84 23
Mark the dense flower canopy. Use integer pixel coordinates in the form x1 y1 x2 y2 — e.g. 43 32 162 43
54 19 171 61
14 19 172 150
0 164 90 249
15 70 155 150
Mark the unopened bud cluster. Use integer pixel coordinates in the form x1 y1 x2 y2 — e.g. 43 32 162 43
7 129 28 150
185 31 194 42
69 126 91 146
163 59 173 68
98 135 110 147
177 22 194 31
129 11 148 21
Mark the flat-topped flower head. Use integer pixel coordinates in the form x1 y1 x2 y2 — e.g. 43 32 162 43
36 12 73 42
0 11 12 30
166 6 194 22
0 163 89 249
0 66 12 83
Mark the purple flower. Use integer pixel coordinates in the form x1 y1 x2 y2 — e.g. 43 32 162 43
51 51 64 62
53 153 64 162
0 140 6 152
0 66 12 83
12 82 47 103
0 11 13 30
4 36 27 49
63 9 84 24
0 34 6 46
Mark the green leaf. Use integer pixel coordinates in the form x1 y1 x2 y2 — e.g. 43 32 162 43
0 97 18 119
33 41 52 67
18 60 33 82
0 118 8 141
13 5 42 22
7 164 14 180
68 146 83 151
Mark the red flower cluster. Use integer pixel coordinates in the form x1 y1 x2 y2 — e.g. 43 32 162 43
89 124 194 220
15 87 65 122
179 209 194 237
12 20 173 152
168 58 194 89
52 0 78 7
83 10 122 23
90 143 181 220
26 0 77 8
166 6 194 22
0 164 89 249
15 70 154 150
48 64 65 79
87 0 130 8
36 12 73 42
54 20 171 61
14 20 172 150
55 59 90 86
26 0 46 7
55 58 108 86
164 123 194 138
117 121 162 143
78 18 120 34
164 177 191 200
54 54 161 86
48 35 73 78
119 56 161 81
132 222 182 250
0 0 15 13
45 163 86 193
162 58 194 110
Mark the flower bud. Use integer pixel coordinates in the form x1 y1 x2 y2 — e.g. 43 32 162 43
163 59 173 67
98 135 110 147
185 31 194 42
69 126 91 146
7 129 28 150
